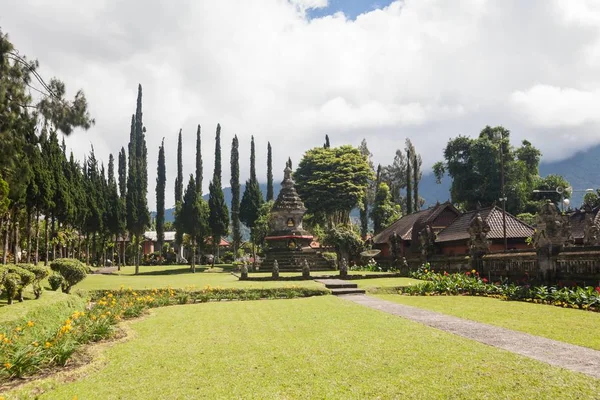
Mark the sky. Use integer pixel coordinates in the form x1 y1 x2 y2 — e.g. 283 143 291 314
2 0 600 211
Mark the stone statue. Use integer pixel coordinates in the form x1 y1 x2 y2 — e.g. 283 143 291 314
389 231 401 263
468 213 491 255
532 201 572 250
240 262 248 280
272 260 280 279
339 258 348 279
302 259 311 278
418 225 436 261
583 211 600 246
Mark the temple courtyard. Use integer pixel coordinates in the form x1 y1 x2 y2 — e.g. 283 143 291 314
2 267 600 399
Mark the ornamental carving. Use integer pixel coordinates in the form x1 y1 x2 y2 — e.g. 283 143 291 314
418 225 436 259
583 211 600 246
468 213 490 255
532 201 572 249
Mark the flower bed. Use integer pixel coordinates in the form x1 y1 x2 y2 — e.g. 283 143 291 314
405 263 600 312
0 286 328 383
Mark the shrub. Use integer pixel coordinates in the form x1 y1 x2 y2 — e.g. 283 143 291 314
50 258 88 294
19 264 50 299
2 265 35 304
48 273 64 291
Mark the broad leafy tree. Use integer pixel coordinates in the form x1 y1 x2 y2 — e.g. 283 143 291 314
294 145 373 227
371 183 401 234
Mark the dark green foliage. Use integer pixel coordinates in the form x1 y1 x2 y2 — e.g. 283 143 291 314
230 135 241 254
358 139 375 237
48 272 64 291
177 175 209 271
252 200 274 247
294 146 373 226
126 85 150 273
406 147 413 215
208 124 229 256
267 142 273 201
156 139 166 253
371 183 401 234
324 225 364 263
433 126 560 214
49 258 87 293
324 135 330 149
240 137 263 230
118 147 127 198
19 263 50 298
175 129 183 205
195 125 202 194
2 265 35 304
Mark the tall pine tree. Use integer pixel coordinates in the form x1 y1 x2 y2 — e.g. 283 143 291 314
175 129 183 205
240 136 264 265
406 147 413 215
177 175 209 272
208 124 229 263
125 84 150 274
156 139 166 256
266 142 273 201
195 124 202 194
230 135 241 256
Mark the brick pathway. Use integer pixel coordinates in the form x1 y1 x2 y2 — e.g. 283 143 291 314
340 294 600 379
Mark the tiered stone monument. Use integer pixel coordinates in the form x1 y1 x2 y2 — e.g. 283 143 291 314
261 164 332 271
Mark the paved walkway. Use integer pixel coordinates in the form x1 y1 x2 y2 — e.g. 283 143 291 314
340 294 600 379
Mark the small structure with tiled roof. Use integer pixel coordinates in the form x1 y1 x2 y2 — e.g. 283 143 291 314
436 206 534 255
372 202 460 257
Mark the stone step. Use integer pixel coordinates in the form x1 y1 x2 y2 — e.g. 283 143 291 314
315 279 359 289
329 288 366 296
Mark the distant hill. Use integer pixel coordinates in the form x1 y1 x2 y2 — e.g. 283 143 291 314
153 146 600 223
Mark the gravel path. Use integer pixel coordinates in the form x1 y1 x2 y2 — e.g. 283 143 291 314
340 294 600 379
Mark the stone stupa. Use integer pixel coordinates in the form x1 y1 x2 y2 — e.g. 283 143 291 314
261 164 332 271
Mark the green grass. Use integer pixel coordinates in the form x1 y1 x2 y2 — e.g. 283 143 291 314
7 297 600 399
354 276 421 289
248 270 395 278
376 295 600 350
0 290 72 323
75 266 322 291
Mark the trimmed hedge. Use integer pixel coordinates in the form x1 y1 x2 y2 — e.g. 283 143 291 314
50 258 87 294
19 264 50 299
0 265 35 304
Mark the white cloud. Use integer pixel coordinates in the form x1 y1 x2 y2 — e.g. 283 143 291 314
2 0 600 209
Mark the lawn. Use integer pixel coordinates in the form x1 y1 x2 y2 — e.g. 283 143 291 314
6 296 599 399
0 290 72 323
353 276 421 289
376 295 600 350
74 266 322 291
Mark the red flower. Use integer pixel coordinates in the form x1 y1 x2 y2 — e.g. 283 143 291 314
482 278 488 283
595 286 600 294
444 271 448 276
465 271 471 276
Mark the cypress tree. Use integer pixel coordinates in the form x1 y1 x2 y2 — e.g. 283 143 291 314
324 135 330 149
266 142 273 201
126 84 150 274
156 139 166 256
413 151 422 211
195 124 202 194
240 136 264 266
175 129 183 205
208 124 229 263
406 147 413 215
230 135 241 256
177 175 209 272
118 147 127 198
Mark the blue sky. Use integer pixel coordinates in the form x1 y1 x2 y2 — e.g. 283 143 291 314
307 0 396 20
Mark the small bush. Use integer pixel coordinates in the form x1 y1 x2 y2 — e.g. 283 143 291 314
48 273 64 291
50 258 88 294
2 265 35 304
19 264 50 299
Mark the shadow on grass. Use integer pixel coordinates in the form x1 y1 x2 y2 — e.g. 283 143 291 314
129 266 210 276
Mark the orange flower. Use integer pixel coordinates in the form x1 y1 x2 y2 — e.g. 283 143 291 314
45 341 52 348
4 363 11 370
27 320 35 327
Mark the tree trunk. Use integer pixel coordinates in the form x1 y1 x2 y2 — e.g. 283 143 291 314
191 240 196 273
86 234 90 266
26 210 32 263
44 214 50 266
13 217 20 264
35 210 40 265
51 215 56 261
2 215 9 265
134 234 140 275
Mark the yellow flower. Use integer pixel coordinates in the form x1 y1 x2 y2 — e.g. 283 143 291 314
4 363 11 370
33 341 39 347
45 341 52 348
27 320 35 327
471 269 476 274
15 327 22 332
